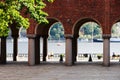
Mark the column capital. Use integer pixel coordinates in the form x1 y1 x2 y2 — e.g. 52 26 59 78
102 34 111 39
65 34 73 39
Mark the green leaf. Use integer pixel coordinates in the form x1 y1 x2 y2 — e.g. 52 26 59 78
0 0 55 37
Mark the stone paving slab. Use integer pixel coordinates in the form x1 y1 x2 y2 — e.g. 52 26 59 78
0 62 120 80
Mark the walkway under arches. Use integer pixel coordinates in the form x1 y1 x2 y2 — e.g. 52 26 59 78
0 0 120 66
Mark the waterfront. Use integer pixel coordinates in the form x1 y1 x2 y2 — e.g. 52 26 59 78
6 39 120 56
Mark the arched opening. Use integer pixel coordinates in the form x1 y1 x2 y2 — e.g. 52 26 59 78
17 27 28 61
47 22 65 62
7 28 13 61
73 18 103 64
35 18 65 64
110 22 120 62
78 22 103 62
7 27 28 62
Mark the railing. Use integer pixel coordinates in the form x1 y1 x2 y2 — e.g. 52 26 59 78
6 53 120 61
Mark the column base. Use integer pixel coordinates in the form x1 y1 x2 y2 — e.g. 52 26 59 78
103 62 110 67
65 63 74 66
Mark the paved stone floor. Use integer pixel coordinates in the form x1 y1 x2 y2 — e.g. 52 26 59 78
0 62 120 80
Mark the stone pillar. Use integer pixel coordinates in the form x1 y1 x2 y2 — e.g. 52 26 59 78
42 35 48 61
102 34 111 66
65 34 73 66
0 37 7 64
72 36 78 63
12 35 19 61
27 34 40 65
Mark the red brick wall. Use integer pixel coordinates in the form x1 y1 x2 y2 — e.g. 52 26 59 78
110 0 120 27
42 0 120 34
26 0 120 35
44 0 106 34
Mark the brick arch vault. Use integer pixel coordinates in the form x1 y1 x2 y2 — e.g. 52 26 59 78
1 0 120 66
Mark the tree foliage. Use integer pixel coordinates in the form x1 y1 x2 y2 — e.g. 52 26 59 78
79 22 102 39
0 0 54 37
18 0 54 23
49 22 64 40
112 23 120 38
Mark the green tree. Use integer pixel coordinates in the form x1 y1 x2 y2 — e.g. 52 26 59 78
79 22 102 39
93 25 101 36
112 23 120 38
81 23 92 35
49 22 64 40
55 34 60 40
0 0 54 37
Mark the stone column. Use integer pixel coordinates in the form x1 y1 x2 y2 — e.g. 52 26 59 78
12 35 19 61
42 35 48 61
0 37 7 64
65 34 73 66
27 34 40 65
72 36 78 63
102 34 111 66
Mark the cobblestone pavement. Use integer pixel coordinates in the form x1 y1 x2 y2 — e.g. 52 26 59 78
0 62 120 80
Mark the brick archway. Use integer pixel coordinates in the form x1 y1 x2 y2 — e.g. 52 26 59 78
72 18 103 64
73 18 102 37
35 18 60 36
34 18 65 62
